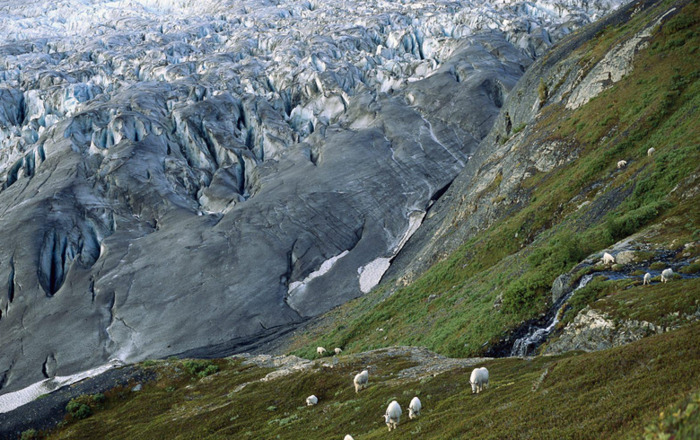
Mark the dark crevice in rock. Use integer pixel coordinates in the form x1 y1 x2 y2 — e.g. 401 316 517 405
4 160 22 190
430 179 454 204
282 239 296 290
7 256 15 303
41 357 49 379
38 230 67 297
37 221 103 297
107 291 116 328
484 78 504 108
89 278 96 302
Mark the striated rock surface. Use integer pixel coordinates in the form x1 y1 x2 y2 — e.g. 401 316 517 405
0 0 626 395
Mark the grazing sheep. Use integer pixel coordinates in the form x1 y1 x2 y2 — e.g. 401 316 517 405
316 347 327 356
470 367 489 394
354 370 369 393
617 160 627 169
648 147 656 156
384 400 402 431
661 268 674 283
344 436 354 440
306 395 318 406
643 272 651 285
334 347 343 355
602 252 615 265
408 397 422 420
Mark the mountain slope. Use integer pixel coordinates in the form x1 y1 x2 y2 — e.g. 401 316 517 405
284 0 700 360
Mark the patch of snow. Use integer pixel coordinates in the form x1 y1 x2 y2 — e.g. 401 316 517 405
358 210 426 293
288 250 350 293
0 359 123 414
359 257 392 293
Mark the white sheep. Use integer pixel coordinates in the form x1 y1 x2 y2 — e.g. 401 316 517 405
344 436 354 440
384 400 402 431
408 396 422 420
643 272 651 285
353 370 369 393
617 160 627 169
648 147 655 156
334 347 343 355
470 367 489 394
661 268 674 283
602 252 615 265
306 395 318 406
316 347 327 356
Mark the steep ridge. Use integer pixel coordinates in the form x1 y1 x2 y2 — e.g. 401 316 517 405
0 0 625 396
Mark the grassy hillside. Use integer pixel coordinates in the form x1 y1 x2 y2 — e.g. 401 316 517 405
285 0 700 360
29 323 700 439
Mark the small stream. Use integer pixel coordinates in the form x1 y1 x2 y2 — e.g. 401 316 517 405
488 258 700 358
509 274 594 357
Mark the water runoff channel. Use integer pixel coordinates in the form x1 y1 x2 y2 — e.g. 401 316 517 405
504 261 700 357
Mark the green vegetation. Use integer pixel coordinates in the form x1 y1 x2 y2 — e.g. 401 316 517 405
45 324 700 439
20 429 38 440
65 399 92 421
593 278 700 327
537 78 548 106
182 359 220 378
288 0 700 359
680 260 700 274
63 393 108 422
644 391 700 440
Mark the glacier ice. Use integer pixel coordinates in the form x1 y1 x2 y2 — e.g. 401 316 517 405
0 0 627 400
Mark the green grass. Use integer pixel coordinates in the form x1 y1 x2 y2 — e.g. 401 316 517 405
593 278 700 326
288 0 700 359
44 323 700 439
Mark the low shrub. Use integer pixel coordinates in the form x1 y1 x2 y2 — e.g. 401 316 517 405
20 429 38 440
182 359 220 378
66 399 92 420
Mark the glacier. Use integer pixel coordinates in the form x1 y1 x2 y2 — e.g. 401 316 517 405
0 0 626 399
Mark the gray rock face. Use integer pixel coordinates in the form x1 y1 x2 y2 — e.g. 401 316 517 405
0 0 625 395
544 306 662 354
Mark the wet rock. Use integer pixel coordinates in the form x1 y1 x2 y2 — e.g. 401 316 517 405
551 273 575 304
